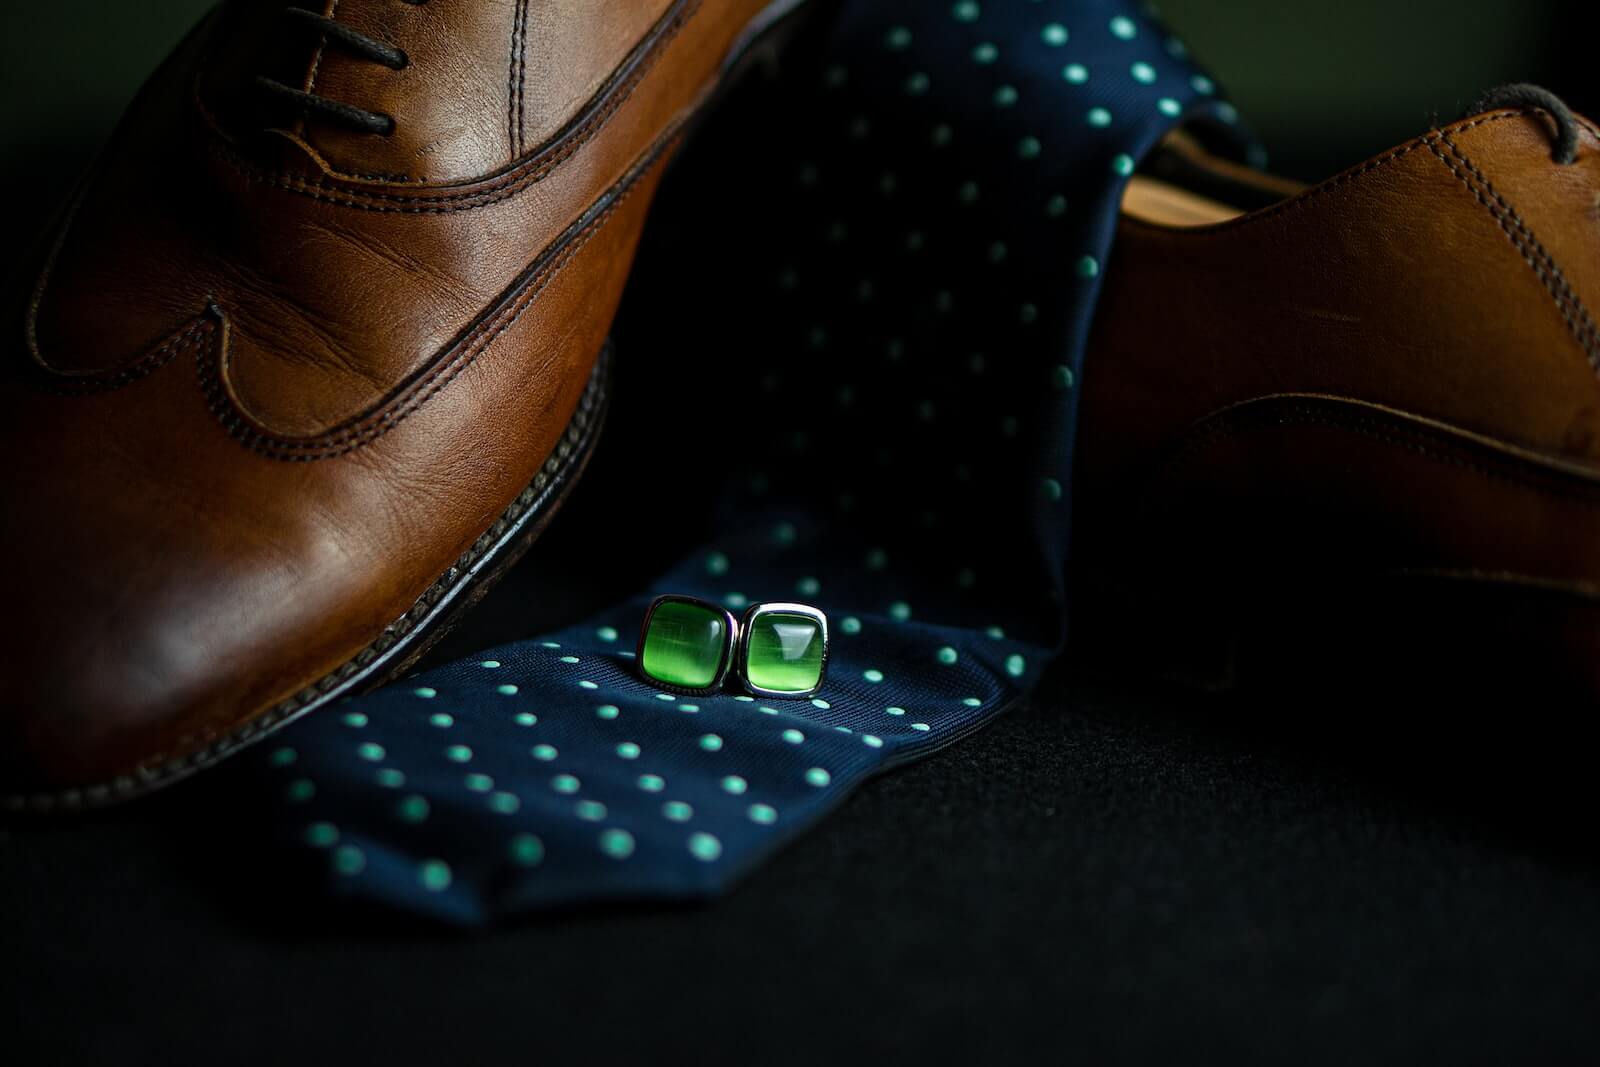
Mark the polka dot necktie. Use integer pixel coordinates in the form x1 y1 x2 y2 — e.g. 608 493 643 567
251 0 1260 924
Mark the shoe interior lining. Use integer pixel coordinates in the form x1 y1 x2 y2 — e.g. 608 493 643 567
1120 128 1309 228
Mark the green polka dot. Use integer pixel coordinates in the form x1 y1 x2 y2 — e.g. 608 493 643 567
531 744 557 761
496 684 519 695
341 712 368 728
888 601 912 622
655 693 676 702
841 616 862 634
540 641 561 649
559 656 579 665
1020 303 1039 324
480 660 500 669
972 41 998 63
575 799 607 822
419 859 451 891
429 712 453 728
357 742 385 762
396 794 430 823
905 72 930 95
886 706 907 716
304 822 339 847
488 792 520 815
782 728 805 744
989 241 1008 263
885 25 912 50
758 706 780 715
805 768 832 788
1017 136 1042 159
864 735 884 748
957 181 980 205
508 834 544 866
1076 255 1100 278
1110 15 1137 38
578 680 599 690
552 774 580 794
864 669 885 683
724 592 749 609
268 747 297 768
1006 654 1027 678
596 626 619 643
1167 36 1189 57
638 774 665 792
445 744 472 763
794 576 821 597
749 803 778 825
1041 22 1068 45
699 734 723 752
515 712 537 726
333 845 365 876
811 698 832 709
464 773 494 793
912 722 932 732
1191 73 1215 95
986 626 1006 640
1063 63 1089 84
952 1 979 21
596 704 620 720
376 768 405 788
1046 194 1068 217
1042 477 1063 502
937 647 959 666
599 829 635 860
706 551 730 575
663 800 694 822
963 697 983 707
1087 107 1112 128
679 703 700 714
1158 96 1182 117
772 521 797 546
616 742 641 760
1111 153 1135 177
1131 61 1157 84
931 123 952 147
721 775 748 795
285 778 315 802
413 687 437 699
734 695 755 703
1217 101 1239 124
689 832 723 862
1053 365 1076 389
992 85 1018 107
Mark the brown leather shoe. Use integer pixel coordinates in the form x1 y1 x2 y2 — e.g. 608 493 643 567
1 0 805 809
1075 88 1600 697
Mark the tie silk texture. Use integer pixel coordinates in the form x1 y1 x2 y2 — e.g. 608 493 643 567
254 0 1259 924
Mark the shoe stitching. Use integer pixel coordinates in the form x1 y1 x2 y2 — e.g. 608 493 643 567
1428 129 1600 379
204 0 701 203
0 351 608 815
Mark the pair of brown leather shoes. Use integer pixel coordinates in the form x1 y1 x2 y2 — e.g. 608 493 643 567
5 2 1598 806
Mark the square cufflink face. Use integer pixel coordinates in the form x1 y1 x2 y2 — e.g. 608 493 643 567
638 595 738 694
738 603 829 698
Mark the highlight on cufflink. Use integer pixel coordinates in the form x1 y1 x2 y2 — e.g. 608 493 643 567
637 595 829 698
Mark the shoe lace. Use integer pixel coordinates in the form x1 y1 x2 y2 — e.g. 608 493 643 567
1469 83 1581 165
253 1 428 137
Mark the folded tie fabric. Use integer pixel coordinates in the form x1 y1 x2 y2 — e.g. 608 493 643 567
250 0 1260 924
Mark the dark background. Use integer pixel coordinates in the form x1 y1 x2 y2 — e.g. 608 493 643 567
5 3 1600 1064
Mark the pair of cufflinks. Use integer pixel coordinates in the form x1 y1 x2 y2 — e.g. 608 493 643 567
637 595 830 698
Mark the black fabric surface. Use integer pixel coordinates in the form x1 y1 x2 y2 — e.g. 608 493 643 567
6 461 1600 1063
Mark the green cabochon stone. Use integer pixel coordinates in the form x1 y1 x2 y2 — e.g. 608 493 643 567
641 600 728 689
745 612 825 694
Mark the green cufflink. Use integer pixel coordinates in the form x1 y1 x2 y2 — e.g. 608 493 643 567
638 595 829 698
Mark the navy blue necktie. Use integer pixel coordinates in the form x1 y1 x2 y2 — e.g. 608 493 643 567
248 0 1260 925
